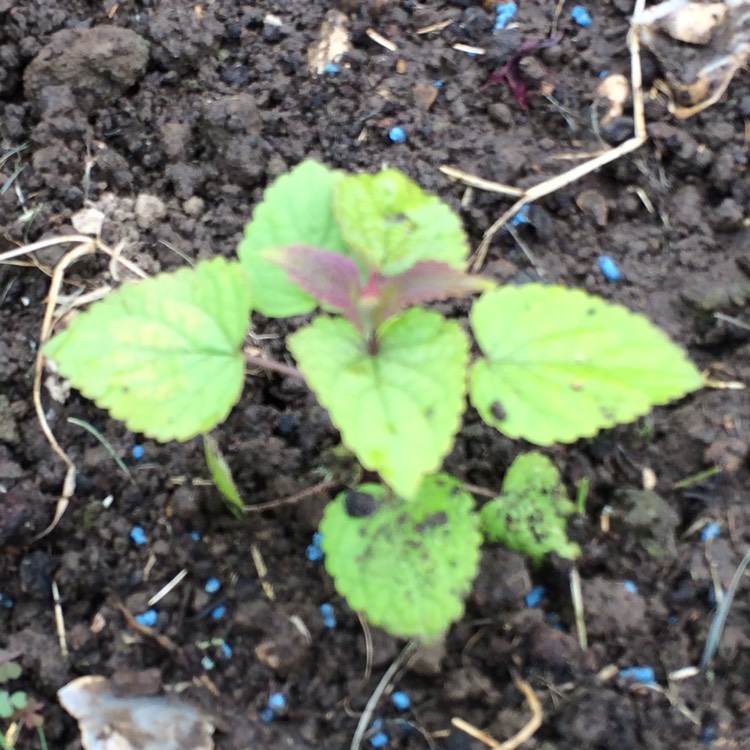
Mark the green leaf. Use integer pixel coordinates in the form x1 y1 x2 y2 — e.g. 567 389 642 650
9 691 27 711
204 434 245 517
480 451 580 565
44 258 251 442
333 168 469 275
470 285 703 444
320 475 482 640
0 692 13 719
289 309 469 498
0 663 21 684
237 160 349 317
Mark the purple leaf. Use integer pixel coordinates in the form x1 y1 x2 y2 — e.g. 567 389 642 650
374 262 494 326
485 37 561 109
263 246 362 324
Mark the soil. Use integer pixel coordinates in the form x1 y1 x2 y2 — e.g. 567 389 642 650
1 1 749 749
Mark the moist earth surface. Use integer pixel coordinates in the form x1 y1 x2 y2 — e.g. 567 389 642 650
1 2 749 749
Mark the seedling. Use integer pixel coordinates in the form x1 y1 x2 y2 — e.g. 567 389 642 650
0 659 46 750
0 662 26 722
44 160 702 640
480 452 580 566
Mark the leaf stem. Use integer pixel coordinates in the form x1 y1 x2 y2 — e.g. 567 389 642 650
244 351 305 381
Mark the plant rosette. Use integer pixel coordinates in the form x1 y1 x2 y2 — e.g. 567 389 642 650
44 159 703 640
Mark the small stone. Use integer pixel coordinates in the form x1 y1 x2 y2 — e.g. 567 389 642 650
612 488 679 559
169 485 200 520
601 116 634 145
407 641 446 676
487 102 513 126
575 188 609 226
160 122 192 160
0 395 20 445
709 198 743 232
135 194 167 230
413 83 438 111
704 437 748 474
183 197 205 218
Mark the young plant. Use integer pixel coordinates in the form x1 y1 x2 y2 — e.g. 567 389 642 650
44 160 703 641
0 659 45 750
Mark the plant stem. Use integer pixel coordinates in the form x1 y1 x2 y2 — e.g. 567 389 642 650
243 352 305 381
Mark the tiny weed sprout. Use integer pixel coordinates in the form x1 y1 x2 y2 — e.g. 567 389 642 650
0 662 26 721
0 659 46 749
44 159 703 641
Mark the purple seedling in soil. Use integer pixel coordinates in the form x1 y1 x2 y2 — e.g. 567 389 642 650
484 37 561 110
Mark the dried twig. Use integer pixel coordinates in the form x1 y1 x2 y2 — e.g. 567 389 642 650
4 234 147 539
451 676 543 749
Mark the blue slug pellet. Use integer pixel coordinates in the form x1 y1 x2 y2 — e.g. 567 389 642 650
701 522 720 542
525 585 546 608
388 126 406 144
204 577 221 594
130 526 147 545
268 693 287 713
598 255 621 281
135 609 158 627
494 2 517 32
619 666 655 684
391 691 410 711
320 602 337 628
571 6 592 27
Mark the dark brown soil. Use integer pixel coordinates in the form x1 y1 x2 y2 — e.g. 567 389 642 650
1 2 749 749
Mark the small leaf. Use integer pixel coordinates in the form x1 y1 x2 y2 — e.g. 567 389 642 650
0 662 22 683
10 691 27 711
289 309 469 498
237 160 349 317
480 451 580 565
44 258 251 442
0 692 13 718
263 245 362 324
204 434 245 517
333 169 469 274
470 285 703 444
320 475 482 640
374 261 494 325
